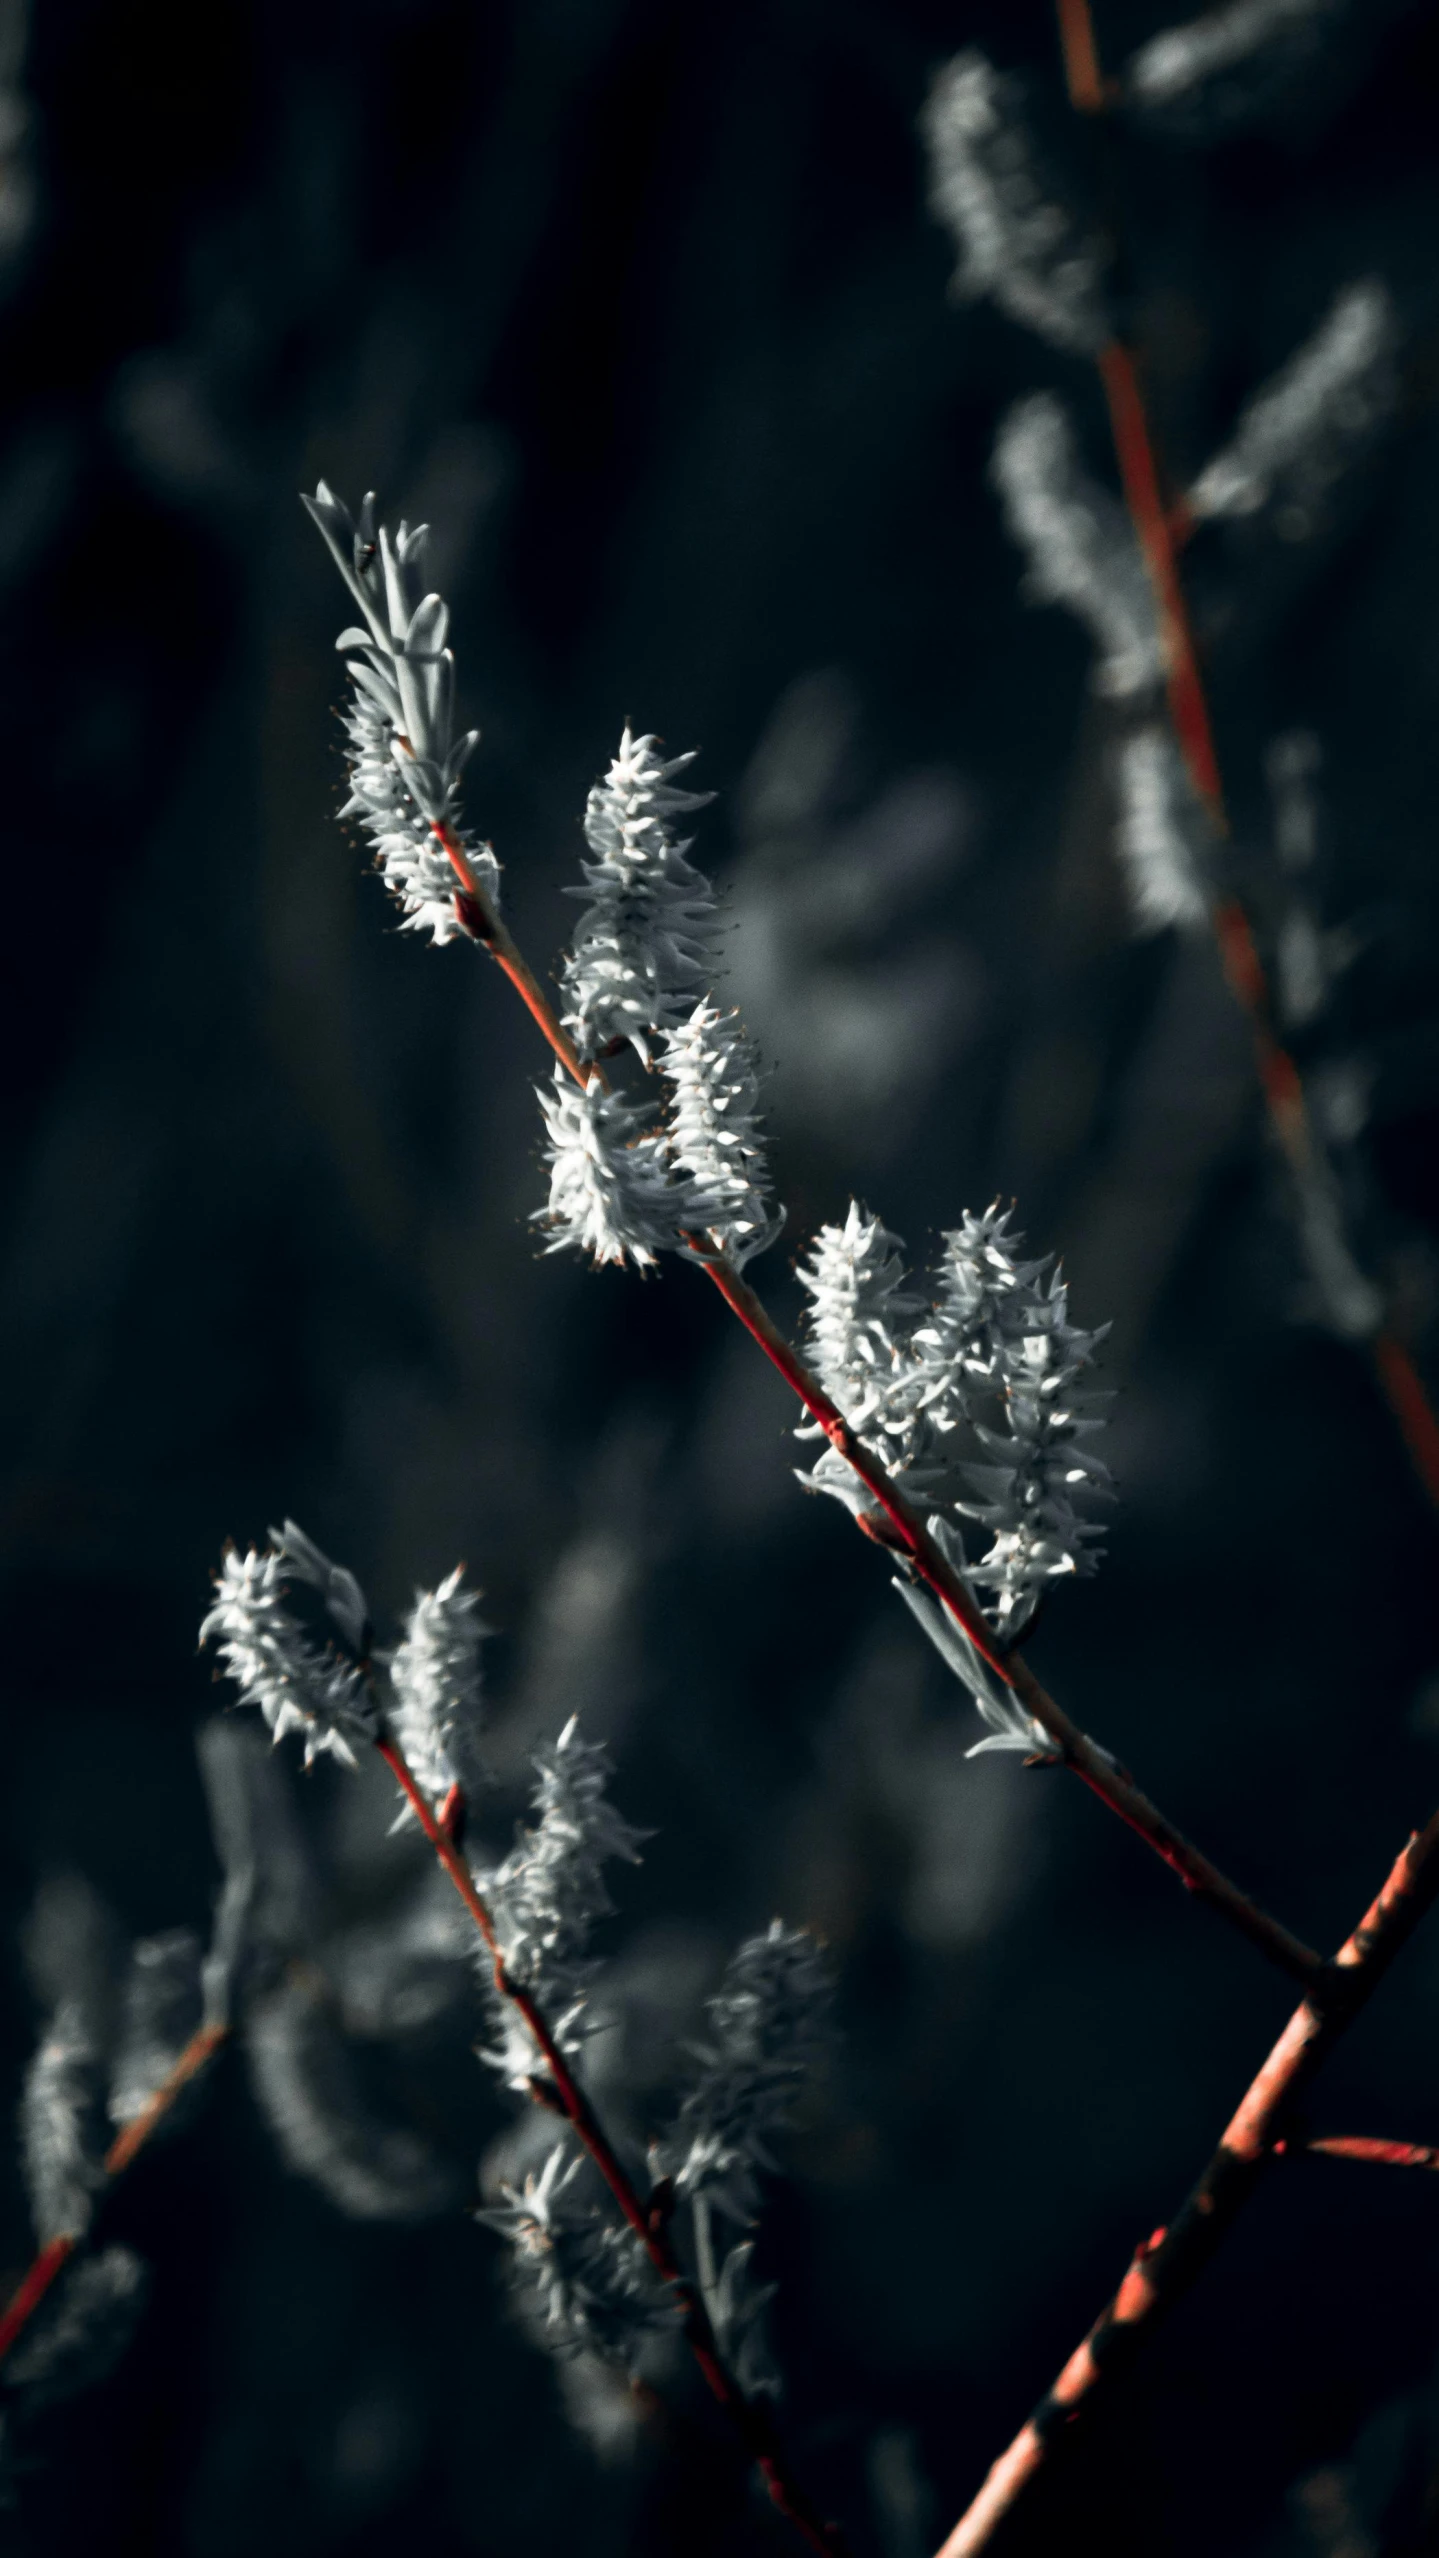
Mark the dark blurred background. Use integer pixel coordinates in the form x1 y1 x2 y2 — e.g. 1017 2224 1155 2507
3 0 1439 2551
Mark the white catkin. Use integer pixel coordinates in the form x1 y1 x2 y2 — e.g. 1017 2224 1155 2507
797 1198 1113 1698
533 1070 690 1270
477 2139 671 2368
386 1566 488 1822
1127 0 1340 109
561 728 721 1066
991 396 1164 700
480 1721 645 2092
656 1924 830 2401
1188 281 1396 531
921 51 1108 356
107 1931 203 2127
4 2247 148 2408
1112 726 1211 933
245 1972 458 2224
797 1201 918 1451
20 2001 106 2244
304 481 501 946
659 1923 831 2225
201 1537 379 1770
19 1877 123 2244
195 1718 318 1988
659 1001 781 1270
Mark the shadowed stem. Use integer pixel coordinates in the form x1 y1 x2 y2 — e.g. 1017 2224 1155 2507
375 1736 848 2558
1056 0 1439 1519
413 805 1321 1982
934 1805 1439 2557
1055 0 1110 110
0 2019 230 2369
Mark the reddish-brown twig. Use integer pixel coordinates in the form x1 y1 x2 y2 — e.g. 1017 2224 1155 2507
431 819 594 1091
700 1253 1323 1988
0 2018 230 2372
1054 0 1439 1518
934 1805 1439 2556
388 828 1322 1981
1055 0 1110 113
1290 2133 1439 2174
375 1736 847 2558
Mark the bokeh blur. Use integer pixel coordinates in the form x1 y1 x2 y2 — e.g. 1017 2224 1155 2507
3 1 1439 2551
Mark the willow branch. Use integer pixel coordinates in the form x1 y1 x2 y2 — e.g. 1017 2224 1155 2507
374 1736 847 2558
1054 0 1439 1518
389 806 1325 1977
700 1252 1323 1988
934 1806 1439 2557
334 576 1328 1982
0 2018 230 2371
401 847 1322 1978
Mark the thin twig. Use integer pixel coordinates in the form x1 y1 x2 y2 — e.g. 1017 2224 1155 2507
1290 2133 1439 2173
700 1253 1323 1989
1055 0 1111 112
375 1735 848 2558
0 2235 75 2367
933 1806 1439 2556
0 2018 230 2371
1054 0 1439 1518
431 819 595 1091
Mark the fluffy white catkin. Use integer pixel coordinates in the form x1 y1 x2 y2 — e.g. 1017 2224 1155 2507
1188 280 1395 532
21 2002 106 2244
921 51 1108 357
245 1972 457 2223
481 1720 645 2092
660 1001 781 1269
304 481 501 946
386 1565 487 1820
107 1931 203 2127
1127 0 1342 109
991 395 1164 701
533 1070 692 1270
659 1922 832 2226
201 1533 379 1769
1112 725 1211 933
477 2141 671 2367
3 2247 149 2407
561 728 721 1066
797 1200 1113 1708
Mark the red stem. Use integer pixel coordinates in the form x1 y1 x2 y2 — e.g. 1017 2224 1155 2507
374 1736 847 2558
701 1254 1323 1989
934 1808 1439 2556
1096 339 1225 822
1295 2134 1439 2173
431 820 594 1092
1055 0 1112 118
1372 1333 1439 1515
0 2017 230 2373
0 2235 75 2366
1057 20 1439 1521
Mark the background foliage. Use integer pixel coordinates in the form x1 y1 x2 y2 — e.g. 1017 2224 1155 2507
3 1 1439 2550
